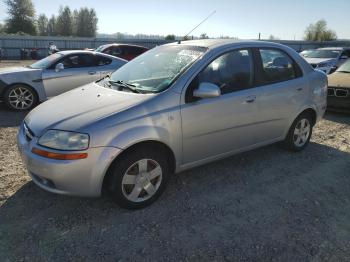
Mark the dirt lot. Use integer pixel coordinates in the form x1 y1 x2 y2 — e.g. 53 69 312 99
0 61 350 261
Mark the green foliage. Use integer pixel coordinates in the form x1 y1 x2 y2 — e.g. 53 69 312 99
75 7 98 37
56 6 73 36
165 34 175 40
5 0 37 35
304 19 337 41
37 14 48 36
200 33 209 39
47 15 56 36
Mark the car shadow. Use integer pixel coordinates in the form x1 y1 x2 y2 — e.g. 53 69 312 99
324 111 350 125
0 103 28 127
1 142 350 261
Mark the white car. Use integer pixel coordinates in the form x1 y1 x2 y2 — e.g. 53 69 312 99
0 51 127 111
303 47 350 74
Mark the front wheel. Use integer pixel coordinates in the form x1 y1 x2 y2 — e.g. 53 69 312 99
4 84 37 111
283 113 313 151
107 147 170 209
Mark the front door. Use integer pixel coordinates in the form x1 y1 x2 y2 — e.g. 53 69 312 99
42 53 97 98
181 49 262 164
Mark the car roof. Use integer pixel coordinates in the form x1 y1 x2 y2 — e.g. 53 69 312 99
57 50 127 61
318 47 349 51
98 43 149 49
166 39 287 50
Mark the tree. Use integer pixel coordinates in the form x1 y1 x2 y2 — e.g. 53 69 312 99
56 6 73 36
37 14 48 35
200 33 209 39
304 19 337 41
47 15 57 36
165 34 175 40
268 35 280 40
5 0 37 35
75 8 98 37
0 23 5 33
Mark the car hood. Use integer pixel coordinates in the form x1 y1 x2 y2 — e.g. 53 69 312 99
0 66 40 74
328 72 350 89
25 82 155 136
0 67 42 83
304 58 336 65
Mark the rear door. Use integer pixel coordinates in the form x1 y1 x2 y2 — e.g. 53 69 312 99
42 53 96 98
253 48 307 142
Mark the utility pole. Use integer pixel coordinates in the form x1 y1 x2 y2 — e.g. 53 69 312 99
258 33 261 40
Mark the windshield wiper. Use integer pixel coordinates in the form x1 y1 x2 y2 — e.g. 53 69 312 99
337 70 350 74
107 79 140 93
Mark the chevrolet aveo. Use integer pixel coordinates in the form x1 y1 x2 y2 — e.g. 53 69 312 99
17 40 327 209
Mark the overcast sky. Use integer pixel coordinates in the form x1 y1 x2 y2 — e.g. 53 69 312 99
0 0 349 40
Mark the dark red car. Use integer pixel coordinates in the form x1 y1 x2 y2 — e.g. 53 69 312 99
95 44 149 61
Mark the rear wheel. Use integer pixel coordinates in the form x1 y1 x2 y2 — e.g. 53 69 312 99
107 147 170 209
4 84 37 111
283 113 313 151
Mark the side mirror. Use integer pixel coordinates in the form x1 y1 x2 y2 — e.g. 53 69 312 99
340 55 348 60
55 63 64 72
193 82 221 99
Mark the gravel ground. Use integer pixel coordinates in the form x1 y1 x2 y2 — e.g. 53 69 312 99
1 61 350 261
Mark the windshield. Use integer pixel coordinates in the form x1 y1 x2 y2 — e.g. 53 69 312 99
306 50 341 59
336 60 350 73
29 53 63 69
109 45 207 93
95 45 107 52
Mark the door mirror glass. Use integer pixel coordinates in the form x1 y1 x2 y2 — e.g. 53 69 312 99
55 63 64 72
193 82 221 98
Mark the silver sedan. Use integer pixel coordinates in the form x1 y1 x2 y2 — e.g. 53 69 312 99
0 51 127 110
18 40 327 209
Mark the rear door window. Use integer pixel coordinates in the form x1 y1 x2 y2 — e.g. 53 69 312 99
258 49 300 84
58 54 95 69
95 55 112 66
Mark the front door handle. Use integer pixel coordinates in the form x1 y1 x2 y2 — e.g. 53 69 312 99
88 71 97 75
296 87 303 91
245 95 256 103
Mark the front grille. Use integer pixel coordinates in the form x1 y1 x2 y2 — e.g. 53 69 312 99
23 122 35 142
335 89 348 97
328 87 349 98
328 88 335 96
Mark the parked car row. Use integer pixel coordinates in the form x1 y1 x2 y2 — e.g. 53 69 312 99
300 47 350 74
0 51 127 110
16 39 328 208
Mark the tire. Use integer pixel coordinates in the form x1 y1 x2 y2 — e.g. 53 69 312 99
283 113 313 152
107 146 170 209
4 84 37 111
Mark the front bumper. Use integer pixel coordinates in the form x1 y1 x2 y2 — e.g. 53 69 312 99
327 88 350 111
17 123 122 197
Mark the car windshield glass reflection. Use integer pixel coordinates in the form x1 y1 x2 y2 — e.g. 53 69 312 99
306 50 340 59
109 45 207 93
29 53 64 69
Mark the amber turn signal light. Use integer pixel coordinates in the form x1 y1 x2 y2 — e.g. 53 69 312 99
31 148 88 160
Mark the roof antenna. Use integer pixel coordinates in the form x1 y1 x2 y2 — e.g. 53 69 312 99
178 10 216 44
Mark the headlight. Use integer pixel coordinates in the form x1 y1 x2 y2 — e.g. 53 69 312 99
38 130 89 151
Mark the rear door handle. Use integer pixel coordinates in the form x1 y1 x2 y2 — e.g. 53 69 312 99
296 87 303 91
88 71 97 75
245 95 256 103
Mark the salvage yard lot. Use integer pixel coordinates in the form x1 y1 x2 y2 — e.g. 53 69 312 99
0 62 350 261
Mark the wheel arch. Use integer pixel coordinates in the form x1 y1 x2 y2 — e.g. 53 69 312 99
101 140 176 195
